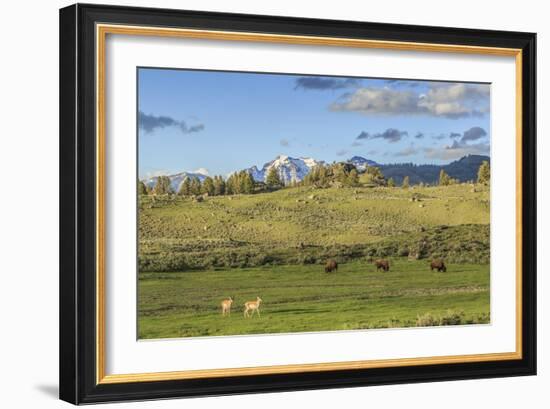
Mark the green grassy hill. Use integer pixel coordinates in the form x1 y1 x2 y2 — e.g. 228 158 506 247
138 183 489 272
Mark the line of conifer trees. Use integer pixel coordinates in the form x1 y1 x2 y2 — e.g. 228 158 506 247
139 168 285 196
138 161 491 196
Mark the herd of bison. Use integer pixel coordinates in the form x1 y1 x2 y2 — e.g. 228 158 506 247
324 258 447 273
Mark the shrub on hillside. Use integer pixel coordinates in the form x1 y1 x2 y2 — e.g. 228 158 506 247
398 246 410 257
416 310 466 327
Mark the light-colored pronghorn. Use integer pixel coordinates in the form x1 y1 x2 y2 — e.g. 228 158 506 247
243 297 262 318
221 297 233 316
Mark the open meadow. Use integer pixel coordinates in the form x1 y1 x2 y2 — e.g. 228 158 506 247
138 259 489 339
138 183 490 339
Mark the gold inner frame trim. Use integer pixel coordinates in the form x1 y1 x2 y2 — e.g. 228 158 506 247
96 23 523 385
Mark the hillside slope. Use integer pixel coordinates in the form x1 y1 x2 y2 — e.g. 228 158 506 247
139 184 489 271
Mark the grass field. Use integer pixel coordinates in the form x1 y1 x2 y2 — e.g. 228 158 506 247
138 183 490 339
138 259 490 339
139 184 490 272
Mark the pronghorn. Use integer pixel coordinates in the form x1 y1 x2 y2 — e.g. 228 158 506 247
221 297 233 316
244 297 262 318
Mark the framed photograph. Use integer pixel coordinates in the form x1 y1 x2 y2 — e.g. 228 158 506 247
59 3 536 404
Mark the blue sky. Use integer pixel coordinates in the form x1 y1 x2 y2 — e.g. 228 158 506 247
138 68 490 179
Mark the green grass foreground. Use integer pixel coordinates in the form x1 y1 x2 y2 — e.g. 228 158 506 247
138 259 489 339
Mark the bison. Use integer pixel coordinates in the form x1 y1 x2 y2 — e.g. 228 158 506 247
430 259 447 272
374 259 390 272
325 259 338 273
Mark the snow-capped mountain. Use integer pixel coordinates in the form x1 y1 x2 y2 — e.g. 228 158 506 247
141 155 381 191
246 155 324 185
347 156 379 171
144 170 208 192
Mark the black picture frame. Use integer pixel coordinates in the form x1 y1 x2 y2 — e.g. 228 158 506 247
60 3 536 404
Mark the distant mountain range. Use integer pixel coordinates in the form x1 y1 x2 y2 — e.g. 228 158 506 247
142 154 489 189
379 155 489 185
246 155 324 185
143 170 208 192
347 156 379 171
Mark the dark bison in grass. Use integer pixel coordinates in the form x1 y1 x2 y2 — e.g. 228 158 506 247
430 259 447 272
374 259 390 272
325 259 338 273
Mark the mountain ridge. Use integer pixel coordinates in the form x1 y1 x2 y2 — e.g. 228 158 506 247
142 154 489 188
246 155 324 185
379 154 490 185
143 170 208 193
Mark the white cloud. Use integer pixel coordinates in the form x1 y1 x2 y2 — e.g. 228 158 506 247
418 83 489 118
330 83 489 119
142 169 171 179
424 141 490 160
331 87 419 115
192 167 210 176
394 144 419 157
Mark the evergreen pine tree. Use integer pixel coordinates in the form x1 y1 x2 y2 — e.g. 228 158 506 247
439 169 451 186
387 177 395 187
213 176 225 196
304 166 319 186
332 164 347 185
236 171 246 193
477 161 490 185
318 165 329 187
152 175 173 195
348 168 359 186
365 166 386 186
226 174 236 195
242 172 255 194
177 178 191 196
266 167 282 188
190 177 202 195
202 176 215 196
138 180 148 195
219 176 226 195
